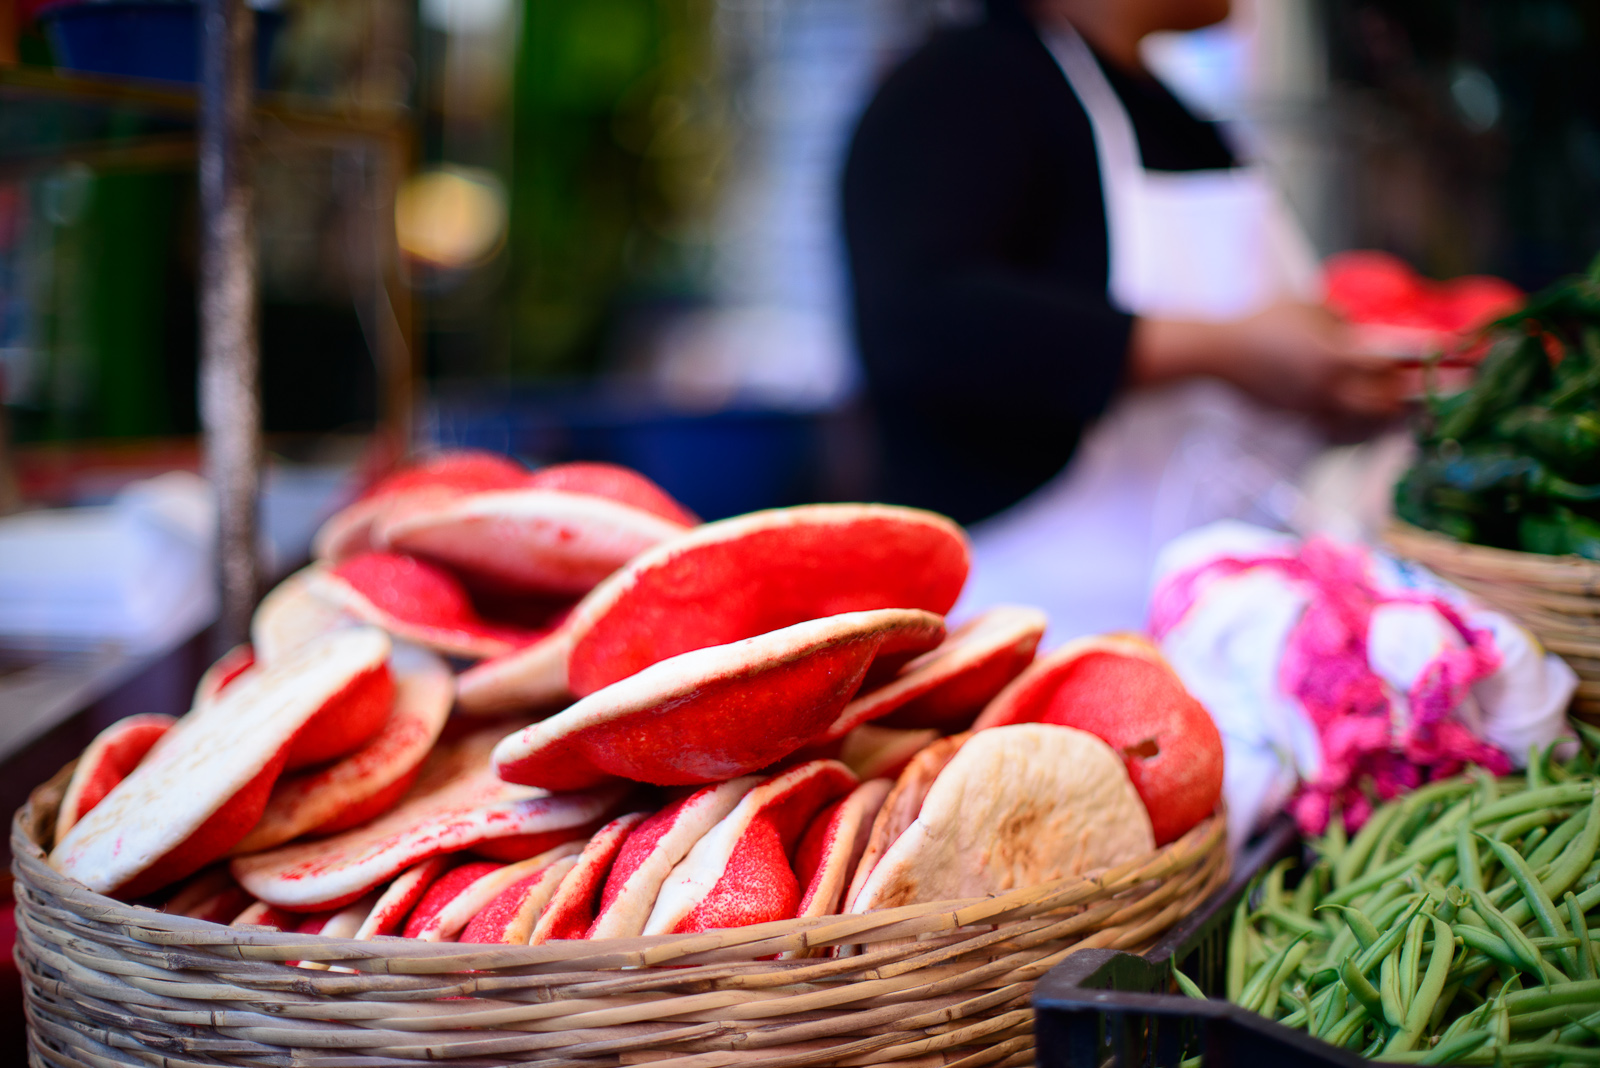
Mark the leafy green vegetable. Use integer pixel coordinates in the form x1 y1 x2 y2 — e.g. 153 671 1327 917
1399 260 1600 557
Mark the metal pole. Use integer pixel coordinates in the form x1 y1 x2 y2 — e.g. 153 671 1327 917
198 0 260 653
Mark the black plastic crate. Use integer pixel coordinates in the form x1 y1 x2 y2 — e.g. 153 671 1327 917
1034 817 1370 1068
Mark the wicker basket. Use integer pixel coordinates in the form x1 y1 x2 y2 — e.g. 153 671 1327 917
1386 521 1600 722
13 764 1228 1068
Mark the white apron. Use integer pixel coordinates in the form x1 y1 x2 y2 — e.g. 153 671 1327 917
959 27 1324 642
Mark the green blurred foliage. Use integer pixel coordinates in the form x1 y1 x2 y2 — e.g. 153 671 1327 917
508 0 728 376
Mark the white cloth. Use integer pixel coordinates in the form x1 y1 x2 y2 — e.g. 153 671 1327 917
1152 521 1577 847
0 473 217 652
959 27 1324 643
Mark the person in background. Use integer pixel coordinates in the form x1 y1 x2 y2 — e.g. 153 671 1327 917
843 0 1407 639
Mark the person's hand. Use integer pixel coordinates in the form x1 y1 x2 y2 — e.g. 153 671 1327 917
1129 300 1409 418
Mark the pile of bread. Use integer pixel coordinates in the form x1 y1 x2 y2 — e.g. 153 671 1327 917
47 453 1224 949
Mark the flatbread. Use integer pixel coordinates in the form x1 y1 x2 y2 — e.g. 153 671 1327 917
643 760 856 936
849 724 1154 912
842 734 968 914
528 812 648 944
232 730 626 910
51 628 392 897
232 643 454 854
587 777 762 941
492 610 942 791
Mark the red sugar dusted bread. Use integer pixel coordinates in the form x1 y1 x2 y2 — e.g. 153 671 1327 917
54 713 177 844
564 504 970 696
454 627 575 716
251 567 357 662
232 643 454 854
587 777 762 941
843 605 1047 735
378 488 692 598
309 553 551 661
643 760 857 935
231 730 627 911
493 610 944 791
528 811 647 944
459 851 581 945
972 633 1223 846
523 462 698 527
314 450 530 563
354 856 452 939
192 644 256 706
50 628 393 898
401 860 503 940
794 778 892 922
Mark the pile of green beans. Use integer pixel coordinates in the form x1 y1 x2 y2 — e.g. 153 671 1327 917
1187 733 1600 1064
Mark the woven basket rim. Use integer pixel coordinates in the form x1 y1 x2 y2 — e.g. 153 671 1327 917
12 761 1228 971
1385 520 1600 589
15 755 1229 1067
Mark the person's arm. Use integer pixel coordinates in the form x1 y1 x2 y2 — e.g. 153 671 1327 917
1129 303 1409 417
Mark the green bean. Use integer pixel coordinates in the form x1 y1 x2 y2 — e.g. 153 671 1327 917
1572 892 1597 982
1425 853 1459 886
1530 745 1548 791
1321 903 1380 951
1321 813 1348 867
1261 857 1292 912
1226 890 1250 1003
1472 767 1499 806
1503 978 1600 1014
1489 808 1568 846
1556 1005 1600 1044
1327 849 1452 907
1340 801 1404 887
1481 834 1575 974
1386 915 1457 1054
1312 980 1347 1038
1239 933 1308 1014
1343 955 1384 1018
1545 793 1600 900
1458 821 1485 893
1403 912 1430 1015
1376 780 1477 871
1260 944 1310 1020
1527 806 1588 869
1429 979 1461 1033
1520 825 1550 858
1291 862 1322 917
1467 888 1550 980
1171 960 1206 1000
1418 784 1594 847
1326 882 1413 968
1417 1029 1491 1063
1381 944 1406 1028
1263 903 1326 940
1353 898 1430 977
1456 925 1532 973
1325 1004 1369 1048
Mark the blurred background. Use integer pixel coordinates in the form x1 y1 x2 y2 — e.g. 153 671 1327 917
0 0 1597 654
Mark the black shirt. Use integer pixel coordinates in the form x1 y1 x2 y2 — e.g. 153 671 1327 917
842 17 1238 525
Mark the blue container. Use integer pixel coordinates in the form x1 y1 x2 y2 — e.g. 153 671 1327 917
39 1 283 87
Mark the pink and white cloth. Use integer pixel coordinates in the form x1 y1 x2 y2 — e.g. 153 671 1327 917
1151 522 1576 849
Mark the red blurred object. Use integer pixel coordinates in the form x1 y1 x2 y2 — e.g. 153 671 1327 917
1324 251 1523 364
